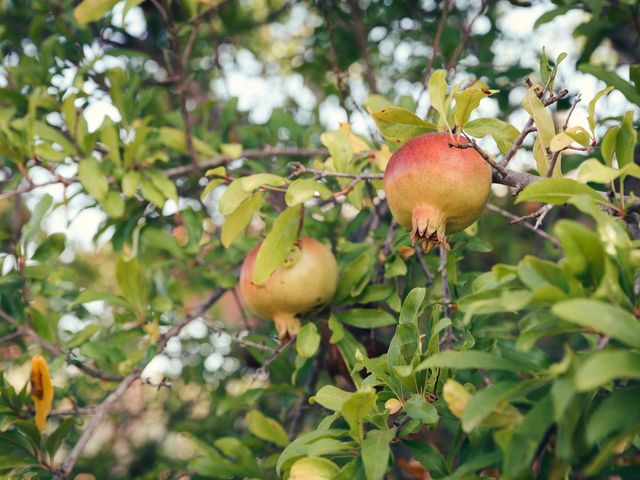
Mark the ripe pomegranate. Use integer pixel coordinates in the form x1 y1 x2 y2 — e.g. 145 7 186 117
239 237 338 341
383 132 492 252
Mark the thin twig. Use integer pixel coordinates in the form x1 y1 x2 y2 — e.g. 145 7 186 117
201 316 275 352
449 137 507 177
486 203 560 247
499 88 569 169
419 0 451 94
346 0 377 93
445 0 489 72
56 288 226 478
415 246 435 286
438 247 455 349
0 310 61 355
319 2 350 121
254 335 295 378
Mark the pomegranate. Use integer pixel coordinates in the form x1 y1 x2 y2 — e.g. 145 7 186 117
239 237 338 341
383 132 492 252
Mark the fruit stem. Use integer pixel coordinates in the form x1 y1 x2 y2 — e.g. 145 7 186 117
272 312 301 342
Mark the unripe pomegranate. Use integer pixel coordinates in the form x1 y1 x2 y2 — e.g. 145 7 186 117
383 133 492 252
239 237 338 341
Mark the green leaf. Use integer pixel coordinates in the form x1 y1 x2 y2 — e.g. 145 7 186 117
601 126 619 166
32 233 65 262
66 323 99 348
429 70 448 128
245 410 289 447
100 119 121 167
0 456 38 470
553 220 604 283
221 192 262 247
139 178 165 208
157 127 217 158
74 0 118 24
121 171 141 197
534 6 572 28
464 118 519 153
416 351 533 372
616 111 637 168
276 429 347 475
296 323 320 358
461 382 518 432
586 388 640 446
579 64 640 106
403 440 449 478
289 457 340 480
364 94 391 111
454 83 497 129
523 86 555 147
240 173 287 192
334 309 397 329
361 429 394 480
404 394 439 425
310 385 353 411
220 143 243 158
320 130 353 171
285 179 332 206
574 350 640 391
540 47 550 86
78 158 108 202
73 290 131 308
399 287 425 325
516 178 605 205
549 126 591 152
342 388 377 443
551 299 640 348
587 86 614 136
46 417 75 458
370 107 437 144
252 205 301 285
100 191 125 218
146 170 178 203
219 180 248 215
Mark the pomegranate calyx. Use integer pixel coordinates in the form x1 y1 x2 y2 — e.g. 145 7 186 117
411 205 451 253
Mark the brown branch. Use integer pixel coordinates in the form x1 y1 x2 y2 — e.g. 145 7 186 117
346 0 377 93
319 3 350 120
415 245 435 286
486 203 560 247
56 288 226 478
0 310 61 355
166 146 329 178
449 137 507 177
499 88 569 169
438 247 456 348
178 0 233 28
254 335 295 378
201 316 275 352
289 162 383 181
546 95 582 177
445 0 489 72
420 0 451 90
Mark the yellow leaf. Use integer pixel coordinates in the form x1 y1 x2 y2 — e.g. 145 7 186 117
30 355 54 432
338 123 369 153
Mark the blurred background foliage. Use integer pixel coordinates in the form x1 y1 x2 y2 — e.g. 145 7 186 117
0 0 639 478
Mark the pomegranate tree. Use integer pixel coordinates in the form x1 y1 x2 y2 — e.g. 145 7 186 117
383 132 492 252
239 237 338 340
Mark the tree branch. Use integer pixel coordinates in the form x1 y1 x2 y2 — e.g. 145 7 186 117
56 288 226 478
486 203 560 247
